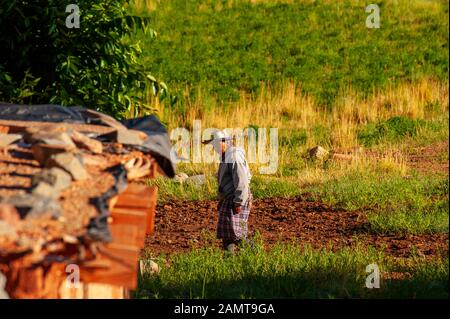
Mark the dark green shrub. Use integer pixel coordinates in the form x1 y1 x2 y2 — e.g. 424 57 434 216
0 0 169 118
357 116 426 147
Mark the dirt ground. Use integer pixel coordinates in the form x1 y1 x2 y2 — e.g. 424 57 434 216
405 140 449 174
146 197 448 258
146 140 449 258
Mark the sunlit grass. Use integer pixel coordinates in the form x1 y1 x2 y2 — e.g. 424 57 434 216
134 0 448 108
136 239 449 298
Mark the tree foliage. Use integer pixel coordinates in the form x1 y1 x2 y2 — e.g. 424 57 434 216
0 0 169 118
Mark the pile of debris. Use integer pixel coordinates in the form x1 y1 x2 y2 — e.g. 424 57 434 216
0 103 174 298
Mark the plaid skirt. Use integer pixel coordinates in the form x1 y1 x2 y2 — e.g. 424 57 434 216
217 193 252 241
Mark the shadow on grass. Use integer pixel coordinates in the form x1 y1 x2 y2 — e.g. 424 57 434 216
136 270 449 299
135 243 449 299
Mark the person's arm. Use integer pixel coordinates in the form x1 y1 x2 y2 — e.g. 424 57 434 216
231 155 250 213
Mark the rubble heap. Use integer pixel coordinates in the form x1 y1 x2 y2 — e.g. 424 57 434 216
0 104 174 298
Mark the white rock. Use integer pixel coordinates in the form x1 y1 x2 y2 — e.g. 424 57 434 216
139 259 161 276
308 146 329 161
174 172 189 184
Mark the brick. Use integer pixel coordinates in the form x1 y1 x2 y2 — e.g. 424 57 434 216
46 152 89 180
71 130 103 154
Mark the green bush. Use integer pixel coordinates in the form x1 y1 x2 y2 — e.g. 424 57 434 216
357 116 427 147
0 0 170 117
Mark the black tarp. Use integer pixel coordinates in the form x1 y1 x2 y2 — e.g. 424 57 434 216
0 103 175 177
87 164 129 243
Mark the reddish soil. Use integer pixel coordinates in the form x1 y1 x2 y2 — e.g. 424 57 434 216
146 140 449 258
360 140 449 174
146 197 449 259
405 140 449 174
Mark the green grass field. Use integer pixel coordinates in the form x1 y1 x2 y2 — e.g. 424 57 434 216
136 0 448 108
132 0 449 299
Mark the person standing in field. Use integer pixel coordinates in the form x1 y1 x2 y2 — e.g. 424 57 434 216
203 130 253 253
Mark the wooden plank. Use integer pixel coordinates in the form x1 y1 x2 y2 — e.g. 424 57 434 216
109 223 145 248
59 282 127 299
111 207 148 217
0 119 115 135
79 245 139 289
83 283 126 299
6 262 65 299
114 184 157 235
115 184 157 208
59 282 84 299
110 211 148 243
146 204 156 235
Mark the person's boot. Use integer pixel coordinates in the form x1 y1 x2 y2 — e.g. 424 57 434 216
223 240 237 254
225 242 236 254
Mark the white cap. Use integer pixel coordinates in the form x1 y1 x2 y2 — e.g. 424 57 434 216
202 129 233 144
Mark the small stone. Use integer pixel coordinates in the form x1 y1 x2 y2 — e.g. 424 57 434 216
28 131 76 149
185 174 206 185
101 129 148 146
0 133 21 148
62 234 78 244
0 203 20 227
81 153 108 166
5 194 61 220
32 238 45 253
174 172 189 184
31 182 61 199
15 237 31 247
23 124 69 143
139 259 161 276
46 152 89 180
58 216 66 223
32 167 72 192
31 143 74 165
71 130 103 154
308 146 329 161
0 221 17 242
